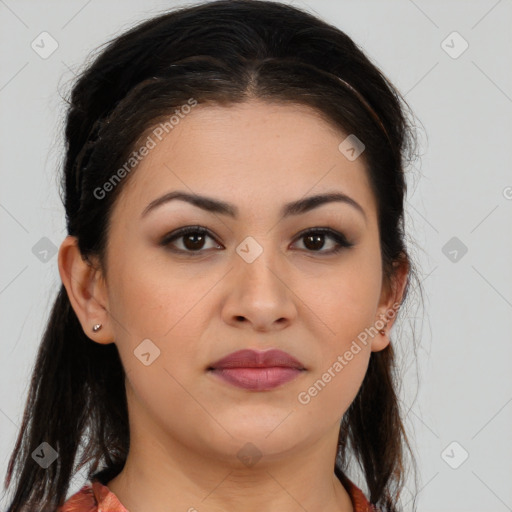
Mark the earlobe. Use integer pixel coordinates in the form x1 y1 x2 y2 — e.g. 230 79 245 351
58 235 114 344
371 331 391 352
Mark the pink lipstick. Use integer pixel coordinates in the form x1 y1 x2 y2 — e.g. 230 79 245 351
207 349 306 391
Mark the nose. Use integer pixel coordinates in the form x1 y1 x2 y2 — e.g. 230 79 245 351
221 246 298 332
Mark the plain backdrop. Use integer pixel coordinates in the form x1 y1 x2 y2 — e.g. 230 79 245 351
1 1 511 511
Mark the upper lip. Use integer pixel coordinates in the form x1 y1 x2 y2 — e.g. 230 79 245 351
208 349 306 370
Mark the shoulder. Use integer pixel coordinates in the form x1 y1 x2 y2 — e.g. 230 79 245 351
59 476 378 512
57 483 96 512
57 480 128 512
344 477 382 512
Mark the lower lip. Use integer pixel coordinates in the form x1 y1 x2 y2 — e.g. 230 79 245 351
209 367 304 390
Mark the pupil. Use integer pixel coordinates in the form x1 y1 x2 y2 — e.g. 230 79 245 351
184 233 204 250
305 234 324 250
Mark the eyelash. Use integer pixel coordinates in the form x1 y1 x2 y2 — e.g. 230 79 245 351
159 225 355 256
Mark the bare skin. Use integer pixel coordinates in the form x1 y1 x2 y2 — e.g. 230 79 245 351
59 99 408 512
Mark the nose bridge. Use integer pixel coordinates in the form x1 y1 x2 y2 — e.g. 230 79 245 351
222 234 296 329
236 234 284 299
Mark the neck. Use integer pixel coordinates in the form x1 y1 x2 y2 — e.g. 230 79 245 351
106 378 355 512
106 411 354 512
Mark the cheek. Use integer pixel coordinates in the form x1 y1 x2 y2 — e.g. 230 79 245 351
304 256 382 340
106 257 214 411
107 249 210 342
296 290 373 423
296 249 381 404
296 349 370 426
122 362 214 455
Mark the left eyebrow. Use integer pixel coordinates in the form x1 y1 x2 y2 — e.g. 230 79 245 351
141 190 367 222
283 192 366 222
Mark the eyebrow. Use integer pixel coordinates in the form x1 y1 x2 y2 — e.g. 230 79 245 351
141 190 367 222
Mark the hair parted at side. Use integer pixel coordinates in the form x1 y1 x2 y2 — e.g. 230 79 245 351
4 1 423 510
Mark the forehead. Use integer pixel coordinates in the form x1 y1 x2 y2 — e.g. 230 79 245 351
112 99 376 223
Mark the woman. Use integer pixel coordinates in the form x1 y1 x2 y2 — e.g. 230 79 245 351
4 1 422 510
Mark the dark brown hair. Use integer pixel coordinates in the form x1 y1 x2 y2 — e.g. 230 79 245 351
4 1 423 510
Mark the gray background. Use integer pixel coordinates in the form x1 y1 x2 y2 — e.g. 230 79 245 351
1 0 511 510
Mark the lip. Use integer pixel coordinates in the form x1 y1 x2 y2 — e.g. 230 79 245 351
209 349 306 370
208 349 306 391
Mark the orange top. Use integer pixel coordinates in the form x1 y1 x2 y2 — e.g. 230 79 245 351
57 477 379 512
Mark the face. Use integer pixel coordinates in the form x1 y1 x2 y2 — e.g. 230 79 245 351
67 99 398 465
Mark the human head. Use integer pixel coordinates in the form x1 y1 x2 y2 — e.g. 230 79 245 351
5 2 420 511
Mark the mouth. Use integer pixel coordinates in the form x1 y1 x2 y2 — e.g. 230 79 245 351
207 349 306 391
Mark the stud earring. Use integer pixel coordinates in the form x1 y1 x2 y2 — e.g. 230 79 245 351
92 323 102 333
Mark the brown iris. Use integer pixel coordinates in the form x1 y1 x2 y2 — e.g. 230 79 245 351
182 232 207 251
303 233 325 251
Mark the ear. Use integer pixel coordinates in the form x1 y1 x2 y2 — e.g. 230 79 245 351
371 256 409 352
58 235 114 344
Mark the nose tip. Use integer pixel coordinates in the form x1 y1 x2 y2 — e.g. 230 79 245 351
234 314 289 331
223 258 297 332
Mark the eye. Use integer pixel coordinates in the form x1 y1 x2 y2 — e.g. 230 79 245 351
160 226 221 254
160 226 354 256
291 227 354 255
